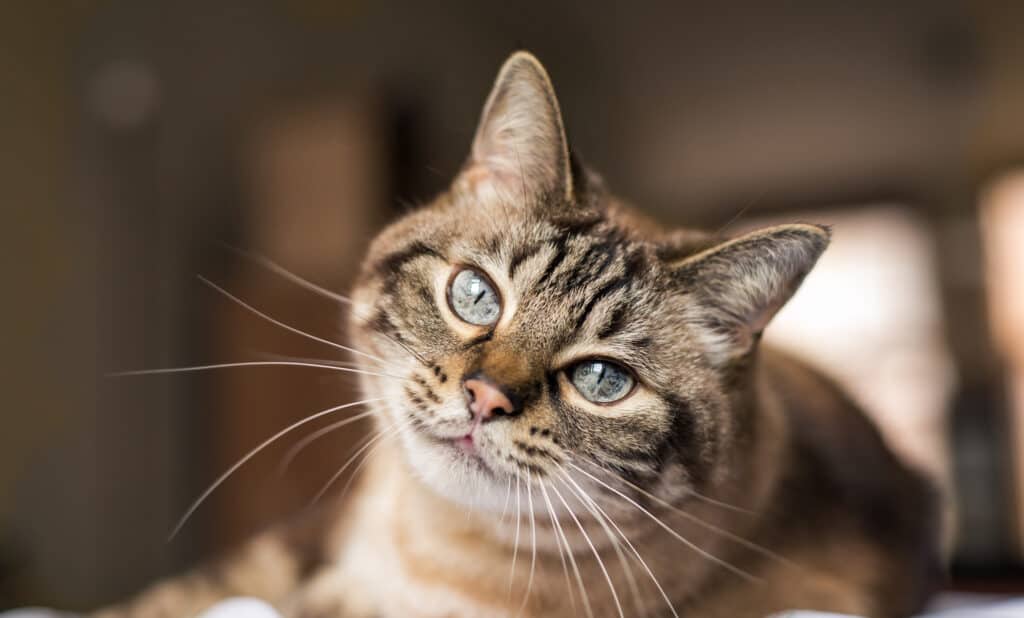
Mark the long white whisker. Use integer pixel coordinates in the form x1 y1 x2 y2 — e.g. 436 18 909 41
539 478 578 616
557 469 643 617
264 354 416 391
550 481 625 618
683 487 755 515
563 470 678 618
539 479 592 618
310 421 402 505
501 473 513 525
263 353 369 371
337 453 384 504
332 423 407 504
219 243 353 305
517 470 538 617
168 398 382 540
579 459 793 568
279 417 375 475
218 247 432 367
567 462 759 583
109 360 406 382
197 275 388 367
508 469 522 599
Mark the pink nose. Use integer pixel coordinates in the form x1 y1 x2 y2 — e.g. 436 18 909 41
464 378 516 421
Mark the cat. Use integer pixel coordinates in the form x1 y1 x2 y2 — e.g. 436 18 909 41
97 51 942 618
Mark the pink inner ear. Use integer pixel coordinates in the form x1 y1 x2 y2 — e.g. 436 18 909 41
746 296 786 343
457 162 517 202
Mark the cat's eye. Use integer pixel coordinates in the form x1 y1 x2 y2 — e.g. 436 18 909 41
447 268 502 326
569 360 635 404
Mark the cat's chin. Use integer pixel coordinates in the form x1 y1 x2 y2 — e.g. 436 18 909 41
397 425 514 511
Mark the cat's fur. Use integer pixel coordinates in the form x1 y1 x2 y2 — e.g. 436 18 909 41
98 52 941 618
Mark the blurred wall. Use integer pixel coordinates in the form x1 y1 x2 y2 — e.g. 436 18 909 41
0 3 105 605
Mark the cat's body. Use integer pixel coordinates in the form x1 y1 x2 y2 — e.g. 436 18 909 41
98 52 941 618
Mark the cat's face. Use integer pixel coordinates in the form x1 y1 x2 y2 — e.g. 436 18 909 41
351 194 717 508
349 52 828 509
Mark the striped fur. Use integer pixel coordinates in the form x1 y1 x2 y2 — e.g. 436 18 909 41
98 52 940 617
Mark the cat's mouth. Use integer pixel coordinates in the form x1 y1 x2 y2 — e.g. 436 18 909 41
439 427 508 478
451 411 491 457
412 420 495 471
454 433 477 455
444 431 493 472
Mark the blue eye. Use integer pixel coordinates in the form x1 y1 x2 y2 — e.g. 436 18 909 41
448 268 501 326
570 360 635 403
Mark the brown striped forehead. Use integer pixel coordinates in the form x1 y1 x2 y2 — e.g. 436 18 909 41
364 203 690 384
498 222 655 344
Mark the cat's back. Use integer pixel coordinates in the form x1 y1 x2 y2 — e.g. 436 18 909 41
758 349 944 617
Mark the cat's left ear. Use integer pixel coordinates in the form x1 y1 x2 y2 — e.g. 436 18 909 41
671 224 830 367
456 51 574 203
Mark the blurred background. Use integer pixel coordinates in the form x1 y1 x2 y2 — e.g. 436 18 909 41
3 0 1024 610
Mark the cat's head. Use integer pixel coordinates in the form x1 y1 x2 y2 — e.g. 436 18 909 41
349 52 828 509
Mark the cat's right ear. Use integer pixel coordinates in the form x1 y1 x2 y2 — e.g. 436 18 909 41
670 224 830 367
455 51 574 204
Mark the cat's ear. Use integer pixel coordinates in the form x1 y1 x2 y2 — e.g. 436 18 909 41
456 51 573 203
671 224 830 367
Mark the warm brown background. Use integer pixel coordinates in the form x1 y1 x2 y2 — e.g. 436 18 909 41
3 0 1024 609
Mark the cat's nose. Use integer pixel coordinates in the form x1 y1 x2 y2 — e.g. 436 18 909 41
463 376 517 421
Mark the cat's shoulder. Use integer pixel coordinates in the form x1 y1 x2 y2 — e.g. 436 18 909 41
759 348 944 615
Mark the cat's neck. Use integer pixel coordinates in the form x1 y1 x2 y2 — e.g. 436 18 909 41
350 433 783 613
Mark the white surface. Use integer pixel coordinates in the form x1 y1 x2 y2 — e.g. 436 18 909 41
0 598 283 618
196 598 282 618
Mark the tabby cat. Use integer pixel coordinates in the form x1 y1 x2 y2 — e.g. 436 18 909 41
99 51 941 618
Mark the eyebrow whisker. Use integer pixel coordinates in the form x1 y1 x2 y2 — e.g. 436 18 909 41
108 360 407 383
197 275 390 368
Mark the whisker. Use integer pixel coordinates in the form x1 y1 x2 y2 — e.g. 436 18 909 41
262 353 410 383
712 201 753 237
218 246 431 367
516 470 538 617
683 488 755 515
578 459 792 568
501 473 513 525
539 478 578 616
278 417 376 476
218 243 353 305
567 462 760 583
309 421 403 505
549 481 625 618
556 469 643 617
364 324 431 368
331 423 406 505
109 360 406 382
539 479 592 618
168 397 383 540
264 353 366 370
508 469 522 600
471 465 484 516
558 466 678 618
197 275 389 368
